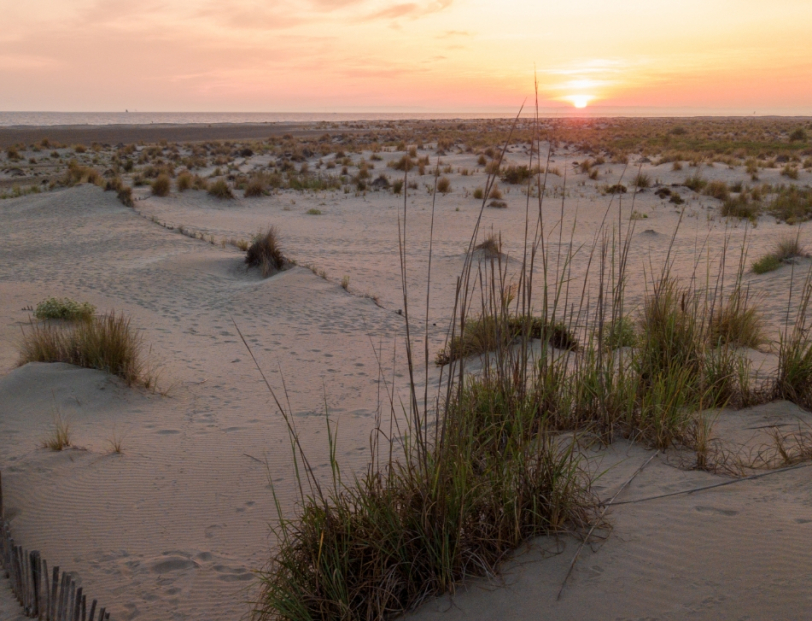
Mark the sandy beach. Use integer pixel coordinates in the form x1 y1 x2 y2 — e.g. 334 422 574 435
2 120 812 619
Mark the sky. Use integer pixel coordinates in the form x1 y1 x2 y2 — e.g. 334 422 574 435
2 0 811 114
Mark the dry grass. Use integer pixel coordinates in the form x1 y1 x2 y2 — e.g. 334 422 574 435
19 312 150 387
752 235 805 274
151 174 171 197
42 410 71 451
208 179 234 199
246 226 286 277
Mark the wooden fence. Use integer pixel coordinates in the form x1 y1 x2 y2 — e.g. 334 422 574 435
0 472 112 620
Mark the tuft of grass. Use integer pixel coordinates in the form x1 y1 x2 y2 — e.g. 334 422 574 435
633 172 651 189
176 171 193 192
306 208 322 215
42 411 71 451
151 174 171 197
436 176 451 194
774 274 812 409
472 187 484 199
208 179 234 199
684 173 707 192
341 275 350 291
709 289 765 348
703 180 730 201
435 314 578 366
34 297 95 321
475 231 501 257
19 312 149 387
604 316 637 349
722 195 760 220
246 226 286 277
770 187 812 223
392 179 404 194
752 235 805 274
108 429 125 454
752 254 782 274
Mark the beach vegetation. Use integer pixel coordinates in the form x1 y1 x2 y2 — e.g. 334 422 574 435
151 174 171 197
208 179 234 199
19 312 150 387
246 226 286 277
34 297 95 321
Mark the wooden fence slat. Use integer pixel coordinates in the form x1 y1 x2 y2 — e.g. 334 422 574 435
0 474 113 620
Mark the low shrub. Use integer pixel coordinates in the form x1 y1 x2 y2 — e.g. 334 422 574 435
208 179 234 199
151 174 171 197
437 177 451 194
176 171 193 192
722 195 760 220
34 297 95 321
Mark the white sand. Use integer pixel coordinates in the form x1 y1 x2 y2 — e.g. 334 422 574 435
2 146 812 619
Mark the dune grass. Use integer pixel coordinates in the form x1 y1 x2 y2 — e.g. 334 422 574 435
208 179 234 199
752 235 805 274
34 297 95 321
42 411 71 451
246 226 286 277
151 174 171 197
251 111 812 621
19 312 150 387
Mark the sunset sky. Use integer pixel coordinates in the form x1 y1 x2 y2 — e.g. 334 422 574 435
2 0 811 113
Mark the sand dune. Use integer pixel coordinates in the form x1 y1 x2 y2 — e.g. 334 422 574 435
2 142 812 619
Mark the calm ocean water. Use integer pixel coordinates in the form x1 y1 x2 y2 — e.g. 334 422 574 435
1 108 808 127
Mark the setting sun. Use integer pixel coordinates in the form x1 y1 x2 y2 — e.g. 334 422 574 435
571 95 591 109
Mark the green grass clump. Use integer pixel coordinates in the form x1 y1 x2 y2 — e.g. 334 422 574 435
770 187 812 223
500 165 532 185
709 289 765 348
722 195 760 220
306 208 322 215
752 235 805 274
19 312 149 386
208 179 234 199
703 180 730 201
435 314 578 365
604 316 637 349
246 226 286 277
683 173 707 192
752 254 782 274
34 298 95 321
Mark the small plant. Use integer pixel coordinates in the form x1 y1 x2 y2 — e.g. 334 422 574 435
752 254 781 274
176 171 193 192
341 275 350 290
306 208 322 215
436 177 451 194
246 226 286 277
108 429 124 454
709 289 765 348
722 195 759 220
605 184 627 194
488 185 503 200
473 187 484 199
475 232 501 257
781 165 799 180
34 298 95 321
42 411 71 451
151 174 171 197
19 312 149 386
703 180 730 201
633 172 651 189
684 173 707 192
752 235 805 274
208 179 234 199
790 128 808 142
392 179 404 194
604 316 637 349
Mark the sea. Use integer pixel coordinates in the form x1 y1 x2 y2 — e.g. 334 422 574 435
1 108 809 127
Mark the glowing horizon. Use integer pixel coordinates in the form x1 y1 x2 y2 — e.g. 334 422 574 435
1 0 811 114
